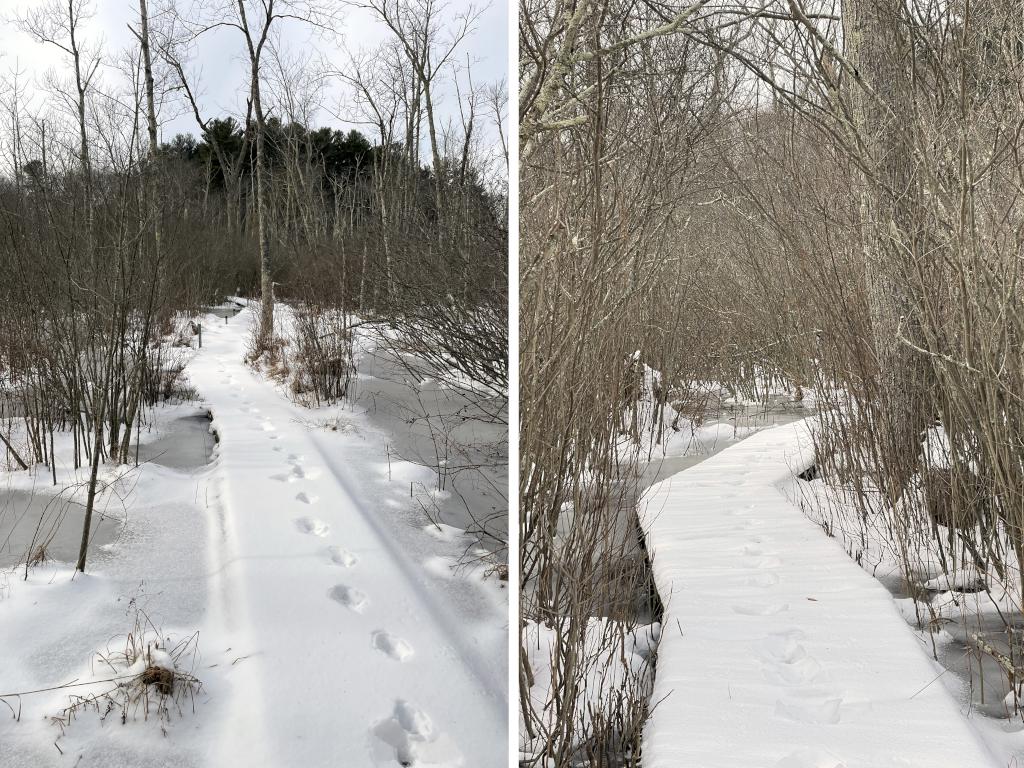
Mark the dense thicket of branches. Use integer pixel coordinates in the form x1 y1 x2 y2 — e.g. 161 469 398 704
146 118 507 319
519 2 745 763
521 0 1024 763
0 0 507 574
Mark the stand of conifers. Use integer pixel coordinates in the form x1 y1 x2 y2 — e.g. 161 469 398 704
0 0 507 574
520 0 1024 764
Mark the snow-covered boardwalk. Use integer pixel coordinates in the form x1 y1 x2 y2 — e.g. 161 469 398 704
188 313 505 767
639 421 997 768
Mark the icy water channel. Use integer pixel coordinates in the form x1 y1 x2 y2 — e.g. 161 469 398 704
0 414 214 569
204 301 245 320
131 412 216 470
871 564 1024 720
604 396 813 622
352 344 509 559
640 396 812 490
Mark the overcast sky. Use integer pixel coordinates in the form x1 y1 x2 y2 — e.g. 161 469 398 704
0 0 507 157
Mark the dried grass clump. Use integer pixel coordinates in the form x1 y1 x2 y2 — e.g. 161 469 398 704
288 305 354 407
51 607 203 736
139 664 175 696
27 544 49 567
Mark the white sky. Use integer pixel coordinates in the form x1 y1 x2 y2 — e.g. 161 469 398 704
0 0 507 158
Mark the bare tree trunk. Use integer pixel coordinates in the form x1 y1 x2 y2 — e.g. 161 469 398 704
233 0 275 340
253 71 274 338
138 0 158 157
844 0 929 497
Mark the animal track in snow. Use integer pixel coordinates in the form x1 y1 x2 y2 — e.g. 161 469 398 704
755 555 784 569
272 465 322 483
774 748 846 768
762 654 823 686
758 636 823 685
329 584 369 613
732 602 789 616
295 491 319 505
371 700 461 767
774 697 842 725
328 546 357 567
260 421 276 432
372 630 414 661
290 464 322 481
294 516 330 537
763 632 805 661
759 632 824 684
747 572 780 587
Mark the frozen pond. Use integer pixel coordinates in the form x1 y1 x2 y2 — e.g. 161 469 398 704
131 412 216 470
0 490 121 569
352 344 508 558
0 414 214 569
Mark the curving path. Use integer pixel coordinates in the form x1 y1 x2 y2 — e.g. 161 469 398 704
639 420 997 768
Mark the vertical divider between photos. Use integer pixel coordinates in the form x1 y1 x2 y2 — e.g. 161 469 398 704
507 0 521 761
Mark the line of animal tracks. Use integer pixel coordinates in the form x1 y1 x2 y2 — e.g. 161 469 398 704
638 422 998 768
189 311 505 768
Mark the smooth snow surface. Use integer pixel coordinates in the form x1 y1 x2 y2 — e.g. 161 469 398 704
0 307 506 767
176 310 507 767
639 421 998 768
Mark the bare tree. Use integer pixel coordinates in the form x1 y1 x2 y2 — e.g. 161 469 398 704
173 0 341 341
18 0 100 182
358 0 481 195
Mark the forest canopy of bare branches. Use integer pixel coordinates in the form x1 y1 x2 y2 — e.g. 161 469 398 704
0 0 507 571
520 0 1024 764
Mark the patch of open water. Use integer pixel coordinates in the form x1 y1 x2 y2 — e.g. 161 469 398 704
0 415 214 569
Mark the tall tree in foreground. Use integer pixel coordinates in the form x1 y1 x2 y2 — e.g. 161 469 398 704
839 0 930 502
179 0 341 342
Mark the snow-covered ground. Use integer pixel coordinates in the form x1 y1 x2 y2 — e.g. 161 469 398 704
520 385 810 762
639 420 1002 768
792 426 1024 766
0 305 507 767
350 329 508 564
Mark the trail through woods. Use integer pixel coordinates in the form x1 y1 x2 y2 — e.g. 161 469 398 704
188 310 506 767
0 308 506 768
639 422 1000 768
